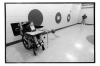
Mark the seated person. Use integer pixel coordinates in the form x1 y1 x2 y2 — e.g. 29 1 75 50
27 21 43 47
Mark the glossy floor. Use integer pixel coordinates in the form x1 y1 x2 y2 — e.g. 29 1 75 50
6 24 94 62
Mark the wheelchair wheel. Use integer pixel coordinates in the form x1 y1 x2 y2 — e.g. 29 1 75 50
22 34 31 50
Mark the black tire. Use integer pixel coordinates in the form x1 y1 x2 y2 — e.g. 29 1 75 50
22 34 31 50
42 45 45 50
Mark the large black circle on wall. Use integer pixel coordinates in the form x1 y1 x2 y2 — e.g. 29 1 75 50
28 9 43 26
67 14 71 22
55 12 62 24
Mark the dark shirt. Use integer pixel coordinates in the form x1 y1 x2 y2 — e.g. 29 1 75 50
82 14 87 19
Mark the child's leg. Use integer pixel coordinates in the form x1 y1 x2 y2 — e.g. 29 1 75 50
37 34 44 45
34 36 38 44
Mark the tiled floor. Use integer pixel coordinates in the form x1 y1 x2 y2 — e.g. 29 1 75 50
6 24 94 62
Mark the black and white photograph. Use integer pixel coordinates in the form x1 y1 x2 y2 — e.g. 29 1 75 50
5 2 95 63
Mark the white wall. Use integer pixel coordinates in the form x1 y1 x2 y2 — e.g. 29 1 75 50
6 4 81 43
78 8 94 24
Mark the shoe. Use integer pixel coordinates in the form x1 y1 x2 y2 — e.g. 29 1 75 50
39 40 44 45
37 44 40 47
41 42 44 45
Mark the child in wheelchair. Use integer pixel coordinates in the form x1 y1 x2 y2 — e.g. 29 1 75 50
20 21 45 55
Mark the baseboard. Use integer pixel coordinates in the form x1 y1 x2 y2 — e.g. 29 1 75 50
6 39 22 47
82 7 94 9
85 23 94 25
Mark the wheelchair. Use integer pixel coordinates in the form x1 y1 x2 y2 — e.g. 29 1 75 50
20 22 45 55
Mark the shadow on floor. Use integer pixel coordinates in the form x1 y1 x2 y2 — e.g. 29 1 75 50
14 42 44 61
86 35 94 45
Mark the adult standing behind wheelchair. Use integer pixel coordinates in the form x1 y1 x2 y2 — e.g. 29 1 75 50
81 14 87 25
21 21 45 55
